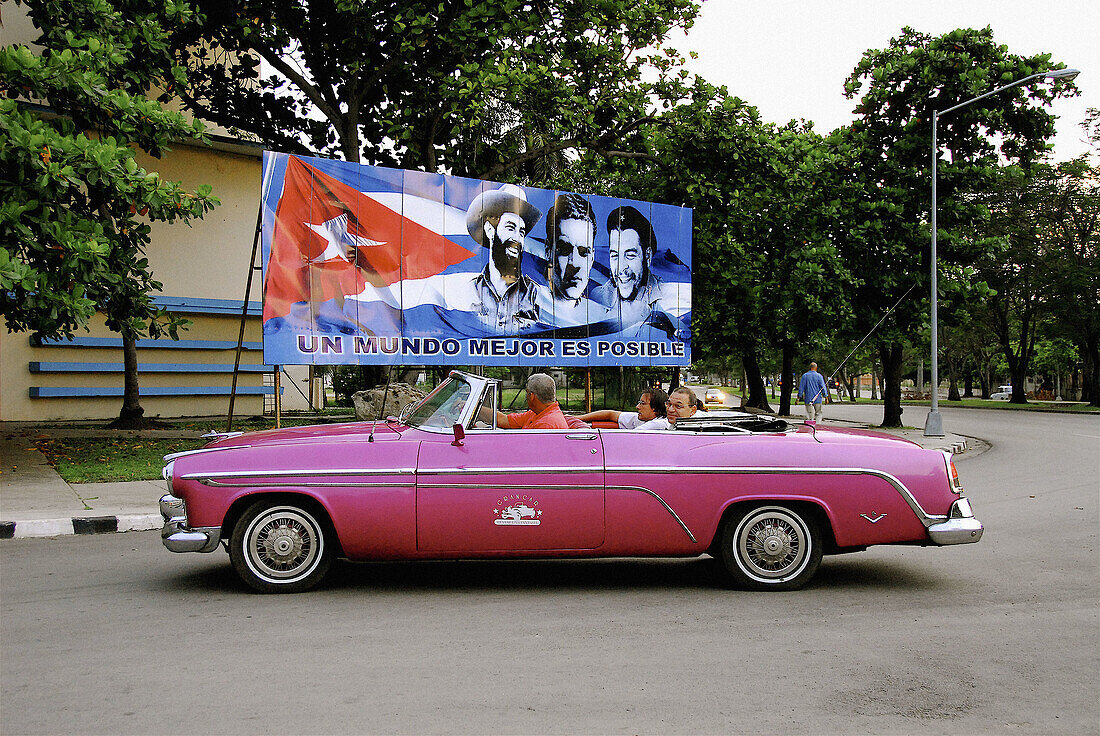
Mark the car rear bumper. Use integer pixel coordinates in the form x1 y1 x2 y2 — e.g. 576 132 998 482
927 498 983 545
160 493 221 553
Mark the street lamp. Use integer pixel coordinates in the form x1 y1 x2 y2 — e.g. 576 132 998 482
924 67 1080 437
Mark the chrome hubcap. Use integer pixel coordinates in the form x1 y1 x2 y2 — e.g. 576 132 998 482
758 527 790 559
736 508 808 581
244 507 321 582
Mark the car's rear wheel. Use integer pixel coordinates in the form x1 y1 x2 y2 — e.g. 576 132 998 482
230 500 332 593
719 504 822 591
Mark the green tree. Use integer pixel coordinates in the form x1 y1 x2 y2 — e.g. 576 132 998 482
1 0 219 427
1025 155 1099 404
582 82 855 415
839 26 1077 425
970 156 1098 406
83 0 701 180
39 0 699 391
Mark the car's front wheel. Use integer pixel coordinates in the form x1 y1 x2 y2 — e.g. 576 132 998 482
719 504 822 591
230 500 333 593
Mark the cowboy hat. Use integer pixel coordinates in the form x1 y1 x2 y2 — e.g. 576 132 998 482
465 183 542 245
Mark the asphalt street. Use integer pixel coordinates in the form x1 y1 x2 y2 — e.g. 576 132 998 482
1 405 1097 734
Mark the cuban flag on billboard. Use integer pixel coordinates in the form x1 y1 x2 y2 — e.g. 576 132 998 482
260 151 692 367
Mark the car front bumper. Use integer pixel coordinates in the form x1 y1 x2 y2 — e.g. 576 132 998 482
927 498 984 545
160 493 221 553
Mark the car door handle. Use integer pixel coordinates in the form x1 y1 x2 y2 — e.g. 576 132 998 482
565 433 598 440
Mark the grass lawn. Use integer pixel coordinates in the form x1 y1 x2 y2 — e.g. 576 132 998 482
34 437 207 483
895 398 1098 412
29 393 1096 484
715 387 1099 414
500 387 613 413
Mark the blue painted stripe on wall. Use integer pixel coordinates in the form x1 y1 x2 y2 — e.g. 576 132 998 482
29 362 274 373
32 337 264 350
30 386 280 398
152 296 263 316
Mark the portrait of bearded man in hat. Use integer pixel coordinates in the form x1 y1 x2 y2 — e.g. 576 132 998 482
465 183 543 334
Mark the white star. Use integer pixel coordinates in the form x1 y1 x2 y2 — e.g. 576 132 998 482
305 213 386 264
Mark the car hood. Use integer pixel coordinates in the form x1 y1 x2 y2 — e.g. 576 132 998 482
202 421 407 451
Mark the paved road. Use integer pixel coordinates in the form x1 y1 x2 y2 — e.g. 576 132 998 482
2 406 1097 734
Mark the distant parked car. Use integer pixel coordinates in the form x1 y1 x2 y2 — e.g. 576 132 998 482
990 385 1013 400
704 388 725 406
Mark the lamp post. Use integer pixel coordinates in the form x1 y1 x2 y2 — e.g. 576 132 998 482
924 67 1080 437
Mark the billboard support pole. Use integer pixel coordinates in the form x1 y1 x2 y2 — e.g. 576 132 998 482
274 366 282 428
585 368 592 413
226 203 264 432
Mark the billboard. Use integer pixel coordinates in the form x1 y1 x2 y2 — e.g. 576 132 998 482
260 152 692 366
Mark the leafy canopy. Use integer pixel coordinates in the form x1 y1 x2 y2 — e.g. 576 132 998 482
1 0 219 341
113 0 700 178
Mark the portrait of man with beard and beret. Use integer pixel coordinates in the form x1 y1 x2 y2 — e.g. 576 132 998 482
464 184 543 334
594 205 689 340
595 205 661 325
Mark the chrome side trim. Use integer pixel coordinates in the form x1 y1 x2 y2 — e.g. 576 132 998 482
163 445 252 462
198 479 412 488
605 465 947 527
417 482 600 490
182 468 416 479
182 468 416 488
417 481 696 543
416 467 600 477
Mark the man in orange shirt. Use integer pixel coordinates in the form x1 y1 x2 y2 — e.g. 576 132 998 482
482 372 569 429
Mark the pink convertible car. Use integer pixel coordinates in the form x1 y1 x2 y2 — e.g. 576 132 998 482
160 371 982 593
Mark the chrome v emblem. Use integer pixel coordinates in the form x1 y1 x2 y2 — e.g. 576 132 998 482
860 513 886 523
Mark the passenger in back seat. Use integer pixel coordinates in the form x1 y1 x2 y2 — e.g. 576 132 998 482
575 387 669 430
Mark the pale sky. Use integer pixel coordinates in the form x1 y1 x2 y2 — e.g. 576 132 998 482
674 0 1099 161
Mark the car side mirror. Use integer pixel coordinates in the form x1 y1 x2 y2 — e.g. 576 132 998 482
398 402 415 424
451 423 465 447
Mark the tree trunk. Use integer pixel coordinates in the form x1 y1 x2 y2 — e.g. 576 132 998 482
741 349 772 412
870 364 878 400
963 371 974 398
879 342 904 427
1069 357 1080 401
946 349 961 401
1005 350 1030 404
839 366 856 402
1084 336 1099 407
107 332 147 429
779 343 794 416
360 365 386 390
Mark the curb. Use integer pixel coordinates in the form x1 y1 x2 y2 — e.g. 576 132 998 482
0 513 161 540
934 438 971 454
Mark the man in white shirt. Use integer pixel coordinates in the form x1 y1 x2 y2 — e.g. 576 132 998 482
576 387 670 430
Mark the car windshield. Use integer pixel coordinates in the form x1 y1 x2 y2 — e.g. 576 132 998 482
404 375 472 429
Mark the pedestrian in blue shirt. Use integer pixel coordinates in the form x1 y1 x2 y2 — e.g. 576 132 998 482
797 362 828 421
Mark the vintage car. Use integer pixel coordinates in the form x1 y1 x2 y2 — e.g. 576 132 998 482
160 371 983 593
703 388 726 406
